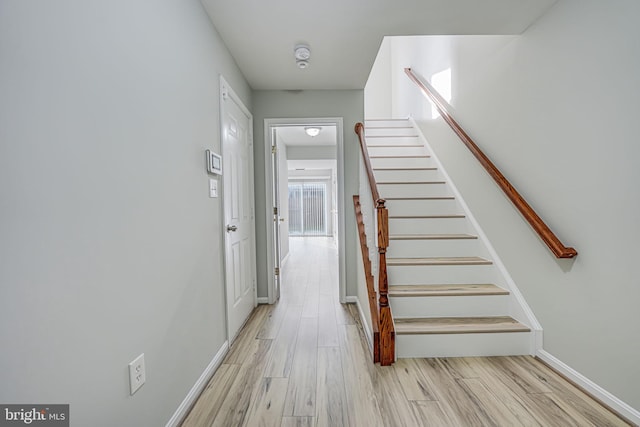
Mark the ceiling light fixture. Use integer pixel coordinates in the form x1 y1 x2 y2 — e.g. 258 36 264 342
305 126 321 137
294 44 311 69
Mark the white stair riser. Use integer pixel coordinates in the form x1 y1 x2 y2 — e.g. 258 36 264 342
387 264 500 285
365 127 417 137
396 332 532 358
374 169 441 182
387 239 488 258
368 146 428 157
370 157 437 169
365 120 410 128
366 138 422 147
386 198 461 215
379 183 451 198
389 217 471 234
390 295 509 318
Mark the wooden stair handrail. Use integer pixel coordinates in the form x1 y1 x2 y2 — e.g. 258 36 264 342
404 68 577 259
355 123 382 204
355 122 395 366
353 195 380 363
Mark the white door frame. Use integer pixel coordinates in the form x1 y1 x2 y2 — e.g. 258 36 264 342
271 128 282 302
263 117 346 304
220 75 257 343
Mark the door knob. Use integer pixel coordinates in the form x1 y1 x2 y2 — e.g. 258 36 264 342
226 225 238 232
279 218 285 222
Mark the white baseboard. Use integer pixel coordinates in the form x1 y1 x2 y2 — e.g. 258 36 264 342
165 341 229 427
536 349 640 425
257 297 269 304
353 297 374 356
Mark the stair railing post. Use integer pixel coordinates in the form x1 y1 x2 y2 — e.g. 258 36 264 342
355 121 395 366
377 199 395 365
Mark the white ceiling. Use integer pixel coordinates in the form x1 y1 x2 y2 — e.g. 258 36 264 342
277 125 337 146
201 0 557 90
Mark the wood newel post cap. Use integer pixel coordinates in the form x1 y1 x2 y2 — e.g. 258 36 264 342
355 122 364 133
376 198 386 209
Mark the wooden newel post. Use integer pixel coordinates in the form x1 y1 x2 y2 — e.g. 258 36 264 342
377 200 389 306
377 199 395 365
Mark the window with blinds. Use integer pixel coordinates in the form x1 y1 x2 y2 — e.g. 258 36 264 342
288 182 327 236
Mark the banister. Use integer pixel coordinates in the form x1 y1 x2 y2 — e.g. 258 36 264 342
355 123 383 206
404 67 577 259
354 122 395 366
353 195 380 363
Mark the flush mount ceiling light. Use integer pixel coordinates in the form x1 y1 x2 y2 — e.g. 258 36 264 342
304 126 321 137
294 44 311 69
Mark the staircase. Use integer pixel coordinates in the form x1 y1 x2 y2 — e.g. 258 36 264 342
364 119 536 359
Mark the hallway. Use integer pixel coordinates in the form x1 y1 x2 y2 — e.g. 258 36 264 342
181 237 629 427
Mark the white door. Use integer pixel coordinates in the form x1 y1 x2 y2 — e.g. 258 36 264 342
221 81 256 343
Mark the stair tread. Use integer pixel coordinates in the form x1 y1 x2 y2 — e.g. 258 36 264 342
387 256 492 266
389 284 509 297
389 233 477 240
386 196 453 200
370 155 430 158
395 316 530 334
367 145 423 148
366 118 409 120
366 135 419 138
365 126 413 129
389 214 465 219
378 181 446 185
373 167 437 171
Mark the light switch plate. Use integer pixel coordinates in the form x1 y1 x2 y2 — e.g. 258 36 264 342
209 179 218 198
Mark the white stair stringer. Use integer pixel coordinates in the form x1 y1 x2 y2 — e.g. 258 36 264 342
364 118 542 360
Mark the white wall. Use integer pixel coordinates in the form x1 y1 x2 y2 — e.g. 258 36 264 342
0 1 250 425
252 90 364 299
376 0 640 411
364 37 392 119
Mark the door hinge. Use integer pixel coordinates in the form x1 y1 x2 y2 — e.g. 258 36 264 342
272 145 277 154
273 207 278 215
275 267 280 276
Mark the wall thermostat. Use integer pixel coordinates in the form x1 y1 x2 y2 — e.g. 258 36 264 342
206 150 222 175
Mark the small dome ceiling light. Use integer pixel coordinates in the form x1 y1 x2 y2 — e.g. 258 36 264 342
294 44 311 69
305 126 321 137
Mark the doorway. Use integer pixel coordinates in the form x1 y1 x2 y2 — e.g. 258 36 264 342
264 118 345 304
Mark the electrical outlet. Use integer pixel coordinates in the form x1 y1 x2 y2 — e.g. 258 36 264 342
128 353 146 395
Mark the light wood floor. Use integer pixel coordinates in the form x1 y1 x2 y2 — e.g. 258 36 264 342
181 237 630 427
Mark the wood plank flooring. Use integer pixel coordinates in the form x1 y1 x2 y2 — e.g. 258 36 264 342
180 237 631 427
